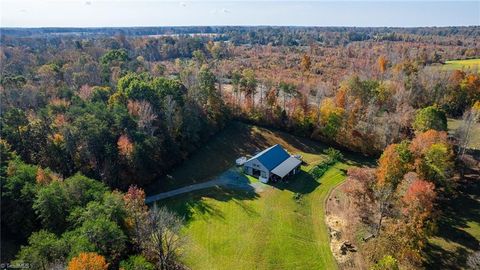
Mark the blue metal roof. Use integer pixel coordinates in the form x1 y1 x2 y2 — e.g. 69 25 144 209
249 144 290 170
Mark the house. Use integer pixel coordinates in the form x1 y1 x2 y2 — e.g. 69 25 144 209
243 144 302 183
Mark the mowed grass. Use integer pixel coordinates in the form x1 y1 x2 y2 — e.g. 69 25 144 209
149 121 371 270
448 118 480 150
160 164 349 270
442 58 480 73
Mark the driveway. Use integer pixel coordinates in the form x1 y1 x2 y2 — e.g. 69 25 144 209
145 167 266 203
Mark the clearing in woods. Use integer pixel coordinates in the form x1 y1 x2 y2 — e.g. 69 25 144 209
442 58 480 72
148 121 372 270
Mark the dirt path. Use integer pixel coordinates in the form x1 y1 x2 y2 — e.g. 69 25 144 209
145 168 265 203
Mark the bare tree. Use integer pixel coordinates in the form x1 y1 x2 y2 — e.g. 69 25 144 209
139 205 185 270
467 250 480 270
128 100 158 136
456 107 480 158
164 95 183 138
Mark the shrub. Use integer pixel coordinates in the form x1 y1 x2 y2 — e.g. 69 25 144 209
325 147 343 163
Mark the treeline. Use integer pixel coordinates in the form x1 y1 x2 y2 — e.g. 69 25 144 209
3 26 480 45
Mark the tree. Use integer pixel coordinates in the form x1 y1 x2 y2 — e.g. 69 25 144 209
319 98 344 139
2 159 39 239
67 252 108 270
16 230 67 270
400 177 437 262
416 142 454 189
413 105 447 132
300 54 311 73
231 70 242 112
33 181 70 233
377 55 388 75
127 100 158 136
69 191 127 228
377 142 412 188
456 101 480 157
278 81 297 113
240 69 257 109
77 218 127 262
137 206 184 270
467 251 480 270
123 186 148 249
117 134 134 159
409 130 448 157
197 65 224 125
119 255 155 270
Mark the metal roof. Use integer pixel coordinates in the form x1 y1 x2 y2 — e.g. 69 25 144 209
246 144 290 170
271 156 302 178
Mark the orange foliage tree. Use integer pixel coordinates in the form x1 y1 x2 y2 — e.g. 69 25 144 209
67 252 108 270
376 142 412 188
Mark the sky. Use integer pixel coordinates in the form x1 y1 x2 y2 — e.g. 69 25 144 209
0 1 479 28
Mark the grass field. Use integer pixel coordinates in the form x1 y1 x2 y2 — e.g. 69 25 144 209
149 121 372 270
442 58 480 73
448 118 480 150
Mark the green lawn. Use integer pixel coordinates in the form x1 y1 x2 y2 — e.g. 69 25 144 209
448 118 480 150
442 58 480 73
148 121 371 270
159 164 349 270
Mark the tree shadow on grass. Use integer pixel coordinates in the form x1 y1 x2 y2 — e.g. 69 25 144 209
425 242 470 270
155 185 259 224
425 168 480 269
270 170 320 195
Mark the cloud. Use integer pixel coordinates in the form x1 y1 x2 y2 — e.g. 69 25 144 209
221 8 230 14
85 1 92 5
179 1 187 8
19 9 27 13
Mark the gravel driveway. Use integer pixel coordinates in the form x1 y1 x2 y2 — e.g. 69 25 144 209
145 167 266 203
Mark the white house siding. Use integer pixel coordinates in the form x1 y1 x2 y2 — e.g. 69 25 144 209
244 158 269 179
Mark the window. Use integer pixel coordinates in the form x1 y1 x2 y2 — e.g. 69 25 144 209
261 171 266 177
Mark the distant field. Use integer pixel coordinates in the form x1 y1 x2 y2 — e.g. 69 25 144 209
442 58 480 72
448 118 480 150
150 121 372 270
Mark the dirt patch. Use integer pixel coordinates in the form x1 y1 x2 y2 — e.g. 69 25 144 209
326 182 367 270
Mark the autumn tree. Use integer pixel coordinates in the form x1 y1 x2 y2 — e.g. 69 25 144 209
399 177 437 264
67 252 108 270
318 98 344 139
377 55 388 75
377 141 413 188
300 53 312 73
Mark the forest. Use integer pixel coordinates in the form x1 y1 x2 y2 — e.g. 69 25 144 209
1 26 479 269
